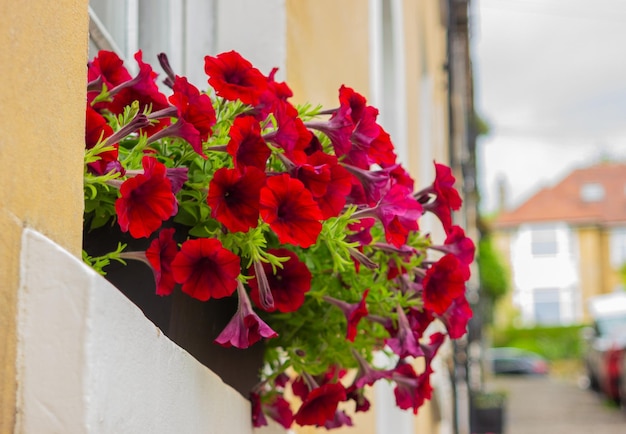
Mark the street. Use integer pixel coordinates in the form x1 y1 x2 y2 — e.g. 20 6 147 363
487 375 626 434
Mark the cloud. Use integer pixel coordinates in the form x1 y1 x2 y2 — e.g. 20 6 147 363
473 0 626 212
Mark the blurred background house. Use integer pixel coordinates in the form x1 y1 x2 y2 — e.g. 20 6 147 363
2 1 480 433
491 160 626 328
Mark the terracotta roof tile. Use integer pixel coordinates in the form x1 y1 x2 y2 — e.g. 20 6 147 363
495 161 626 229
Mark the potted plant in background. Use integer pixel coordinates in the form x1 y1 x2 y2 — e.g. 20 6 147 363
83 48 476 430
470 390 507 434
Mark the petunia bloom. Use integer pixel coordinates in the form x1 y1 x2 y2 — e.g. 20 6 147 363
207 166 266 233
293 383 347 427
259 174 323 248
422 253 469 315
226 115 271 171
214 281 278 349
416 162 463 233
204 50 268 106
323 290 370 342
249 248 312 313
145 227 179 296
438 295 473 339
430 225 476 270
385 304 423 358
171 237 240 301
115 156 177 239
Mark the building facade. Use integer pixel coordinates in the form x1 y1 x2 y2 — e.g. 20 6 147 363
2 1 478 433
493 161 626 327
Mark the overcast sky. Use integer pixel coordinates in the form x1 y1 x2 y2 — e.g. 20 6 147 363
472 0 626 214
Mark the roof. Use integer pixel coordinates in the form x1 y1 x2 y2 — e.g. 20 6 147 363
494 161 626 229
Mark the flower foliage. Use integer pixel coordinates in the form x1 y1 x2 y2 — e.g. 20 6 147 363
83 49 475 430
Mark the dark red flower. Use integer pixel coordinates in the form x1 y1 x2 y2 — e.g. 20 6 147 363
263 101 311 164
392 362 433 414
385 305 423 358
417 162 463 233
87 50 132 101
438 295 473 339
323 410 353 430
153 75 217 155
147 119 207 157
259 174 323 248
226 116 271 171
351 348 392 389
301 151 352 219
115 157 177 239
85 104 117 175
207 166 266 233
250 392 269 428
214 282 278 348
145 227 179 296
249 248 312 313
422 253 469 315
204 50 268 106
323 290 369 342
353 183 422 248
107 51 170 115
432 225 476 268
305 103 354 157
294 383 347 427
171 237 240 301
259 393 294 429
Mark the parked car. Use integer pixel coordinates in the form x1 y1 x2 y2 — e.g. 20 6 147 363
486 347 549 376
583 292 626 402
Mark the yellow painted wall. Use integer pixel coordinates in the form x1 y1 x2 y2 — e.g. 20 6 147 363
286 0 370 108
286 1 451 433
0 1 88 431
577 227 604 322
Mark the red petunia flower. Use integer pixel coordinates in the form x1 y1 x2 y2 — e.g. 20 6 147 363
392 362 433 414
207 166 266 233
351 348 392 389
145 227 179 296
422 253 469 315
171 237 240 301
433 225 476 268
249 248 312 313
323 290 370 342
151 75 217 156
438 295 473 339
85 104 118 175
251 392 294 429
294 383 347 427
115 156 177 239
107 51 170 116
87 50 132 102
353 183 422 248
304 102 354 157
214 281 278 348
385 305 423 358
259 174 323 248
226 116 271 171
416 162 463 233
301 151 352 219
263 101 311 165
204 50 268 106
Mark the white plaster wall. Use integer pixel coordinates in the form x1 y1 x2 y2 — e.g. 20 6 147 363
16 228 283 434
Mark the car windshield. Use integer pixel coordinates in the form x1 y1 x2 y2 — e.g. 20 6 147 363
596 315 626 336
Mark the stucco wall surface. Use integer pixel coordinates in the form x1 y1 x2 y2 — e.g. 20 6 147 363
0 2 89 431
16 228 283 434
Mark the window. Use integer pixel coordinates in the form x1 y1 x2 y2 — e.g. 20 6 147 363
533 288 561 325
610 228 626 268
531 227 558 256
580 182 605 202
